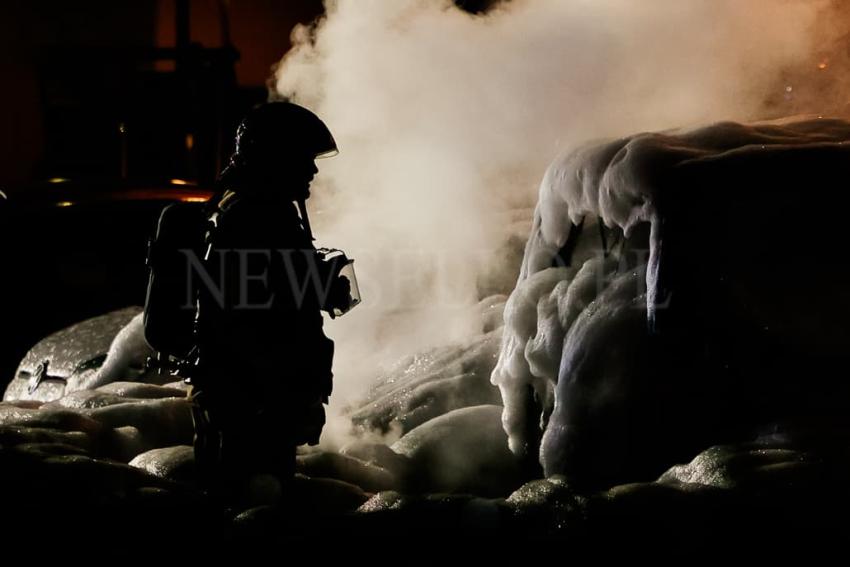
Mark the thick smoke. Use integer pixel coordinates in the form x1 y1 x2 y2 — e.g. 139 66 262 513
272 0 836 446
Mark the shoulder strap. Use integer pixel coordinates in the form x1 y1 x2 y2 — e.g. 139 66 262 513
296 198 315 241
202 190 239 261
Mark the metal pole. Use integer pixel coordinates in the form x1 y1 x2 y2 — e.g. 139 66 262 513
176 0 190 49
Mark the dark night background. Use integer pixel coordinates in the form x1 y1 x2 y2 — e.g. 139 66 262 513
0 0 330 385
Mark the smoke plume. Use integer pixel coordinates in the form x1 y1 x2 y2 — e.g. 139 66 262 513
272 0 841 446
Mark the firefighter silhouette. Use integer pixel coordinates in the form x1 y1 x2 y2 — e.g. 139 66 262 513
190 102 349 508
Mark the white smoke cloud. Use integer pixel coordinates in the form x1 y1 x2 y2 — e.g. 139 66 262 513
272 0 835 446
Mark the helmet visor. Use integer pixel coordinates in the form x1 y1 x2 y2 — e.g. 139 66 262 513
315 147 339 159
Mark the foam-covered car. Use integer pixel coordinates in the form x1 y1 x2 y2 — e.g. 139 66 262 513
492 117 850 486
0 184 210 392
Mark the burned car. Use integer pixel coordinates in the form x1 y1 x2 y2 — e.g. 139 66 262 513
492 117 850 487
0 184 210 396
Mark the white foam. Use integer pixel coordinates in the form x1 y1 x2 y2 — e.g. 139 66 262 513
495 118 850 472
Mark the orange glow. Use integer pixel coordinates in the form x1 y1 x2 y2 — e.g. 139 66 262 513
185 133 194 150
818 61 828 70
107 188 213 201
56 201 74 207
170 178 191 186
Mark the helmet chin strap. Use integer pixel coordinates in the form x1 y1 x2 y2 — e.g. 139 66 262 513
296 198 315 241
